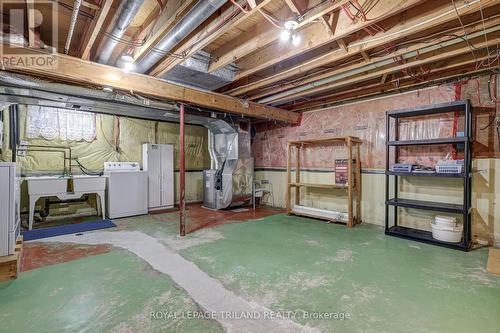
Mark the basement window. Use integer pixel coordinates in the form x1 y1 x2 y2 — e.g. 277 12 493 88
26 105 96 142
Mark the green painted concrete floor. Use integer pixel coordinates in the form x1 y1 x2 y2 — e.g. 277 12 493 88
1 212 500 333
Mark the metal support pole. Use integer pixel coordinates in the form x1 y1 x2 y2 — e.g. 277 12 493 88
179 103 186 237
9 105 18 162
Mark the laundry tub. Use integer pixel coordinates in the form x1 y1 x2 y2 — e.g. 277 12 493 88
25 175 107 230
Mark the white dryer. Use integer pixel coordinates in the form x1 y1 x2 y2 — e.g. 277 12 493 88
0 162 20 256
104 162 148 219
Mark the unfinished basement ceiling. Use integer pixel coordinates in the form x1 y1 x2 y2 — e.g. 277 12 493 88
2 0 500 110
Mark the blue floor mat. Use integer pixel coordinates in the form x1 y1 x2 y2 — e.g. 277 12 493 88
22 219 116 241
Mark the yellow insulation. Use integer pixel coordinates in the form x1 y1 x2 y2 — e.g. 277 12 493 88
1 105 211 173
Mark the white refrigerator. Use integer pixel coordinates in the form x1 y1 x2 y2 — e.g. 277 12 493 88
142 144 174 211
0 162 20 257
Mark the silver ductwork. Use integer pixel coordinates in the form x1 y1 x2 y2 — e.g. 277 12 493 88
97 0 144 64
0 71 253 209
149 110 254 209
161 51 236 91
135 0 227 74
0 72 180 119
203 122 253 210
0 72 177 111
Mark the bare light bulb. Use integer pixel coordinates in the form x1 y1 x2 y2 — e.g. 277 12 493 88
291 34 301 46
121 54 135 73
280 29 291 42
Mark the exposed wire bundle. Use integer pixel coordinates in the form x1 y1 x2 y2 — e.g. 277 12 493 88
488 73 500 104
341 1 385 36
74 158 103 176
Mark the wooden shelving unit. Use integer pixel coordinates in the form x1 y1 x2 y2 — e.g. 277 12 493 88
385 100 472 251
286 136 362 227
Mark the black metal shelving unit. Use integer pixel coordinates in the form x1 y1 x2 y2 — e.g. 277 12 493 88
385 100 472 251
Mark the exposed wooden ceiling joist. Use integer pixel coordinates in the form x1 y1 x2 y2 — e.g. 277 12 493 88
0 47 299 123
207 0 352 74
287 60 494 111
149 0 275 77
283 0 308 15
224 0 498 97
6 0 500 113
248 16 500 101
79 0 113 60
229 0 425 81
269 36 500 105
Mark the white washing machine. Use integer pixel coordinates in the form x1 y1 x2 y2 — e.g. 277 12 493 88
104 162 148 219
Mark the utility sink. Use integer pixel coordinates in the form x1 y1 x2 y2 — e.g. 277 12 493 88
25 175 107 230
25 175 106 195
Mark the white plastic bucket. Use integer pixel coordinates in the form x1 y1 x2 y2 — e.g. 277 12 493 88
431 223 463 243
435 215 457 228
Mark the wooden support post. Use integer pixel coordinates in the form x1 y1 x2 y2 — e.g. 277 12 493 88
356 143 361 224
347 137 353 228
179 103 186 236
286 143 292 215
295 145 301 205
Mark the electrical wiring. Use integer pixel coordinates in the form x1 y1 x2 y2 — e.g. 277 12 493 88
232 0 490 100
230 0 249 13
347 0 481 50
101 31 186 60
477 49 500 69
229 0 282 29
296 0 330 21
250 21 492 96
342 1 385 36
102 32 144 47
349 0 371 21
74 158 103 176
451 0 478 67
48 0 95 20
488 73 500 104
258 9 283 29
478 0 492 71
476 79 483 106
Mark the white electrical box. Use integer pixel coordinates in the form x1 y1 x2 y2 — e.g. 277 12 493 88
142 144 174 211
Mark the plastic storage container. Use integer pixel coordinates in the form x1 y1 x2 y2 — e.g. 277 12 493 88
431 215 462 243
434 215 457 227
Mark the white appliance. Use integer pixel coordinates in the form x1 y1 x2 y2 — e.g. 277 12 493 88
142 144 174 211
104 162 148 218
0 162 20 257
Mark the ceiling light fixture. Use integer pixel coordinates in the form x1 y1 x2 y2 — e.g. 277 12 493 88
281 19 300 46
120 54 135 73
284 20 299 30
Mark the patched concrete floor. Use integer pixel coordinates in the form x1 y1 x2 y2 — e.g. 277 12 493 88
1 206 500 333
